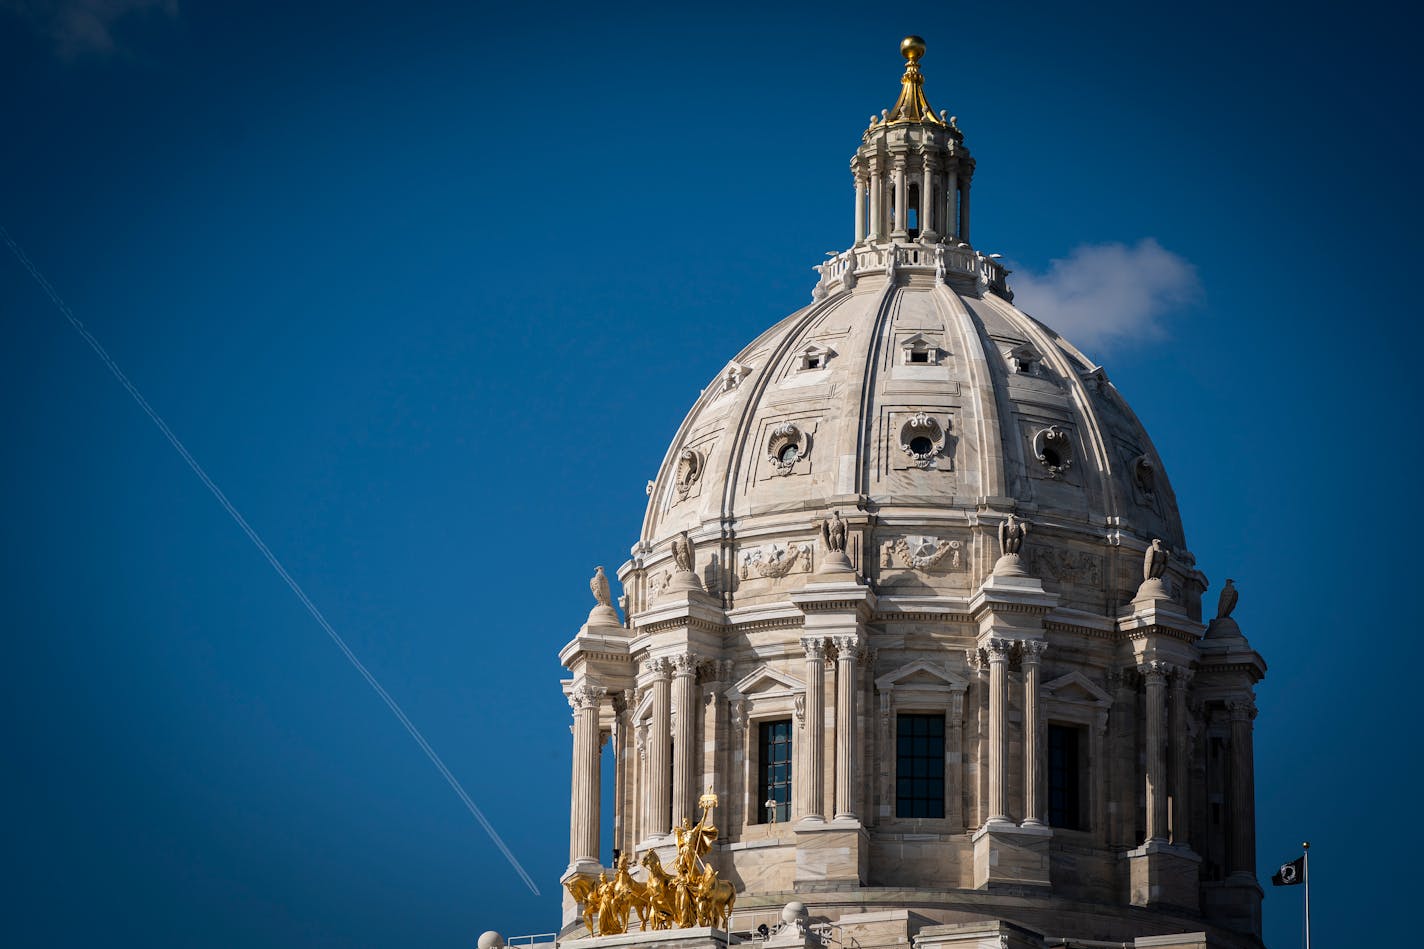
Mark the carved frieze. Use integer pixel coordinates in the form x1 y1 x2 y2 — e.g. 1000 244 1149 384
739 541 813 579
879 534 966 572
1031 548 1103 587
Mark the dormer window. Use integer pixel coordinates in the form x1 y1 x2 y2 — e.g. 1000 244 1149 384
1010 343 1042 375
797 344 836 372
900 333 940 366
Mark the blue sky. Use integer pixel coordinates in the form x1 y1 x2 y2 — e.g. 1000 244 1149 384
2 1 1418 946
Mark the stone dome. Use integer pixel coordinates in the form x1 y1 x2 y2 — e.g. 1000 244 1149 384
638 240 1194 618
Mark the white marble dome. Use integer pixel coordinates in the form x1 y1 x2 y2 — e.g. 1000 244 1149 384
638 254 1195 616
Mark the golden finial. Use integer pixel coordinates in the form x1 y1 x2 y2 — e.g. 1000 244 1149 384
901 35 926 62
886 35 946 127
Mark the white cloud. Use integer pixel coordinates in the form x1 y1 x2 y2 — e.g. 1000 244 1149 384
2 0 177 60
1008 239 1201 353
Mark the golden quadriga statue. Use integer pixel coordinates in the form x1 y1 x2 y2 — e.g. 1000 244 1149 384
565 789 735 937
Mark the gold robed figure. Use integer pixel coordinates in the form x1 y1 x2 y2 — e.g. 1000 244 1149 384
564 789 735 936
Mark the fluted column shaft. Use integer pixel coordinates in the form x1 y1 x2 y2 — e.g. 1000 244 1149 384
569 682 605 864
671 652 698 828
1228 697 1258 876
646 659 673 837
986 639 1013 823
1170 670 1192 846
869 164 884 241
802 637 827 820
1142 662 1169 843
1022 640 1047 825
920 159 934 236
854 175 867 243
945 170 958 238
948 688 965 829
892 160 908 239
833 635 863 820
959 177 971 242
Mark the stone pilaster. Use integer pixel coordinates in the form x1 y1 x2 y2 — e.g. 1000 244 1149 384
945 169 958 238
1170 668 1193 848
671 651 699 828
948 686 966 830
1021 640 1047 826
832 634 864 819
869 158 884 242
1227 696 1258 879
1141 660 1170 844
611 689 630 856
646 658 673 838
801 636 828 822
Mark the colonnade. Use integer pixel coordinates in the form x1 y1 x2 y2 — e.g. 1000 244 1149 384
853 155 971 245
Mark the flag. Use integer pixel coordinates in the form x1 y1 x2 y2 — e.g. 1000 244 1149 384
1272 855 1305 886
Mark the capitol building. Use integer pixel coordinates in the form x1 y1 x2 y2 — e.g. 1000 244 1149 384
500 36 1269 949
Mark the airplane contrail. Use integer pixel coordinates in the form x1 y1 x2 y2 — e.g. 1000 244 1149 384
2 223 541 896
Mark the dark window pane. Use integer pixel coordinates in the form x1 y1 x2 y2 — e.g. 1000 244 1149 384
758 719 794 824
1048 724 1083 830
896 713 946 819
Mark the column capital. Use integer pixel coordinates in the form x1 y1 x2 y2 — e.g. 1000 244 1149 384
987 637 1015 662
643 656 674 678
801 635 829 659
1021 639 1048 663
831 633 866 660
1138 659 1172 683
1171 666 1195 687
569 682 606 711
1228 696 1258 722
670 650 699 677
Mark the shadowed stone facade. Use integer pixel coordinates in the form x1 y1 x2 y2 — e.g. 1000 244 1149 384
536 36 1267 949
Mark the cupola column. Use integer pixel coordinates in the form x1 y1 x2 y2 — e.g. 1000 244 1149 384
945 168 958 239
1227 697 1258 878
645 658 673 837
800 636 828 820
671 651 699 828
1170 669 1193 847
869 159 884 242
1141 661 1170 843
568 681 605 865
959 176 972 243
1022 640 1047 826
892 158 909 240
920 156 936 240
854 174 867 244
833 634 865 819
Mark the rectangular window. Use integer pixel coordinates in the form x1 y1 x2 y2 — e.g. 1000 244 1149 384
1048 723 1084 830
758 719 793 824
896 713 945 818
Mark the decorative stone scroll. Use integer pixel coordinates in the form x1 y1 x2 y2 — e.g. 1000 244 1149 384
673 448 704 502
899 412 948 469
767 421 809 475
739 541 813 579
1033 424 1074 479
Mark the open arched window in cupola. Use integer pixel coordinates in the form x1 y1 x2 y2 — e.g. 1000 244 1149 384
907 182 921 239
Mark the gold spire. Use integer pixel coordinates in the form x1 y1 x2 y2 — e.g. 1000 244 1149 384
886 35 946 126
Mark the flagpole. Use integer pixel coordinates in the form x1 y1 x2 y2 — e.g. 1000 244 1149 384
1302 841 1311 949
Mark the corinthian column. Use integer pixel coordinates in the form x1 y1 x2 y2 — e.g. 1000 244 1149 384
920 158 934 238
645 658 673 837
1228 696 1258 877
832 634 864 820
1140 661 1170 843
854 174 867 244
891 160 909 240
869 160 884 242
671 651 699 828
986 638 1013 823
568 681 605 864
801 636 827 820
1170 668 1193 847
1021 640 1047 826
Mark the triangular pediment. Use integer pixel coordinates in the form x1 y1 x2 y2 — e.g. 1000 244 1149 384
875 659 967 692
1043 671 1112 706
731 665 805 699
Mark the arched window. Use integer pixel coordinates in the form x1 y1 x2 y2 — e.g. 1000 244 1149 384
907 182 920 239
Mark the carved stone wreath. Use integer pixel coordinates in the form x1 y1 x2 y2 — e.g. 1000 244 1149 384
673 448 704 501
1033 425 1074 479
899 412 947 469
881 535 963 572
767 422 809 475
739 542 813 579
